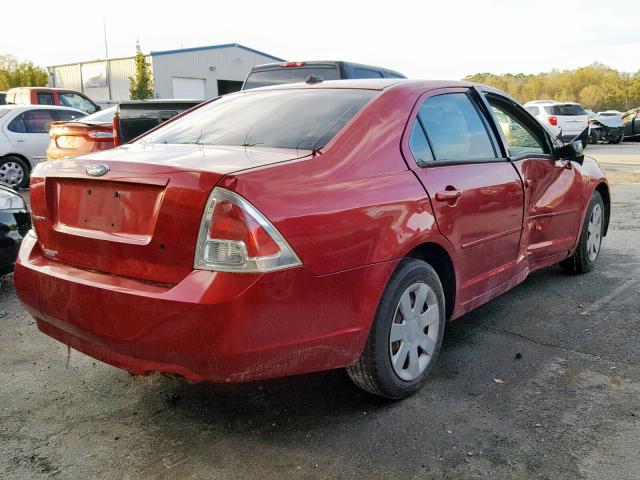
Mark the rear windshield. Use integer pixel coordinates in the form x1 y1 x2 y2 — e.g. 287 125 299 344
243 67 340 89
548 104 587 116
73 106 115 124
142 89 375 151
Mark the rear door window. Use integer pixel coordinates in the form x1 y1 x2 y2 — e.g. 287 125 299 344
37 92 55 105
418 93 496 162
243 67 340 89
525 106 540 115
22 109 56 133
408 120 434 166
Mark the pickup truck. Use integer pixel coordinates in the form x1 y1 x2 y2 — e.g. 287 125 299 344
242 61 405 89
48 99 202 160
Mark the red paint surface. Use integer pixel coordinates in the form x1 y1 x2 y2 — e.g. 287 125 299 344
15 80 609 383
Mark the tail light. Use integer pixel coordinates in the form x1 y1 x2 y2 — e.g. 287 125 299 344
87 130 114 140
548 115 558 126
194 188 301 272
112 113 120 147
280 61 306 68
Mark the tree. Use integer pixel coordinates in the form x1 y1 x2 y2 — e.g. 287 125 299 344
0 54 48 90
129 41 153 100
464 63 640 112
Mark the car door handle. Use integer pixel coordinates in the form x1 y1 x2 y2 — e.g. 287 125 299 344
435 189 463 202
15 139 25 143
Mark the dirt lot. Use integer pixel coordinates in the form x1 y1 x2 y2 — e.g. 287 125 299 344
1 144 639 479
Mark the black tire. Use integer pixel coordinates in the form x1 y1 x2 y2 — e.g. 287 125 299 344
347 258 446 399
610 135 624 144
0 156 30 189
560 191 605 274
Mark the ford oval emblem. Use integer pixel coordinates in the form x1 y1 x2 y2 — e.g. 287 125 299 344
86 164 110 177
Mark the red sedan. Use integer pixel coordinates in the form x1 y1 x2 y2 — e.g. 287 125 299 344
16 79 609 398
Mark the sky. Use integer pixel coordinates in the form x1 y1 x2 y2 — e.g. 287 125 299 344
3 0 639 79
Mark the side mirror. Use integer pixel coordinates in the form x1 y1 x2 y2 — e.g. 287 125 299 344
556 139 584 164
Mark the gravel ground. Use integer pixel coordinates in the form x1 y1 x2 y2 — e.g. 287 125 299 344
1 145 639 479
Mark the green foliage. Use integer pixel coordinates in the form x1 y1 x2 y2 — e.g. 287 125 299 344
465 63 640 112
129 41 153 100
0 54 48 90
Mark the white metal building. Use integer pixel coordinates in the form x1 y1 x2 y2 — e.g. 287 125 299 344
47 43 284 105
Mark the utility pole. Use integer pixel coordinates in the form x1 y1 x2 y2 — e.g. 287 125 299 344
103 18 113 103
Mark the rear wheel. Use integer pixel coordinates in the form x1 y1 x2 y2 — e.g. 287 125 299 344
347 258 446 399
0 156 29 189
610 134 624 144
561 191 604 273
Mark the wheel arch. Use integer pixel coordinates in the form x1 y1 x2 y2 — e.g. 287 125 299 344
1 153 33 171
405 242 456 320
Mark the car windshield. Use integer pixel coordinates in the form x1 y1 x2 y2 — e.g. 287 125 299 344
243 67 340 89
142 89 375 150
73 106 115 124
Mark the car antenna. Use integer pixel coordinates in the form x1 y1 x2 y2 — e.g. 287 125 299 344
305 74 324 85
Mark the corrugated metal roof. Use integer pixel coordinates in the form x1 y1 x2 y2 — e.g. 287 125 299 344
150 42 284 61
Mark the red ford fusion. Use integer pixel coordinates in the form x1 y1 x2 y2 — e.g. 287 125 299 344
16 79 609 398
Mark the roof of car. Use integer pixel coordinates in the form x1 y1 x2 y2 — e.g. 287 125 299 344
0 104 85 112
246 78 476 92
6 87 79 92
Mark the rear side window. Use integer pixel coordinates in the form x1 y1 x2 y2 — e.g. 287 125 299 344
525 106 540 115
418 93 496 161
37 92 54 105
8 110 56 133
144 89 375 150
550 104 587 116
408 121 434 166
351 68 383 79
243 67 340 89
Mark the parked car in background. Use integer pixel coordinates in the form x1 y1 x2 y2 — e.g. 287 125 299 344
16 79 609 399
586 110 624 144
47 107 116 160
5 87 100 114
0 105 85 187
524 100 589 142
0 92 6 105
0 182 30 275
622 108 640 140
597 110 623 118
47 100 202 160
242 61 405 89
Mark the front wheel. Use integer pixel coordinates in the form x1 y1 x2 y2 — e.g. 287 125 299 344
561 191 604 273
610 134 624 144
347 258 446 399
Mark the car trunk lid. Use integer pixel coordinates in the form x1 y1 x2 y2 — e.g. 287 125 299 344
29 144 310 284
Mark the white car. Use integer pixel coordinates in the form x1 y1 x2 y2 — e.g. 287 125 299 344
597 110 623 119
524 100 589 142
0 105 85 188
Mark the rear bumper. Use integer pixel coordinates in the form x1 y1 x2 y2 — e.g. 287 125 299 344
15 234 394 383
